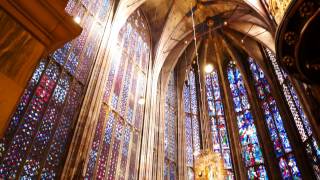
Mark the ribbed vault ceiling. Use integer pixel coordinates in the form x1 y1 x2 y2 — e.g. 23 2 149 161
113 0 276 84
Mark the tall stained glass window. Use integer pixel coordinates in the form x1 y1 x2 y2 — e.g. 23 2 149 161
205 68 234 179
183 69 201 179
84 9 150 180
248 57 301 179
0 0 111 178
227 61 268 179
265 48 320 178
164 71 178 180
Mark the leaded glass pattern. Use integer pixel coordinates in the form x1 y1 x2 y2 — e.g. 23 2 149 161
164 71 177 180
265 48 320 178
85 9 150 179
183 69 201 171
0 0 111 178
205 69 234 179
248 57 301 179
227 61 268 179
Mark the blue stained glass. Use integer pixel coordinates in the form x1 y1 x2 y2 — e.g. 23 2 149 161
119 62 133 116
222 149 233 169
215 101 223 115
53 43 72 65
169 162 176 180
208 100 215 116
247 165 268 179
20 73 71 178
98 0 110 22
233 96 242 112
104 55 122 103
164 161 169 180
279 157 291 179
230 84 239 97
312 138 320 158
85 107 107 178
86 10 151 179
205 69 234 176
183 86 191 113
249 57 302 177
289 84 313 136
65 51 79 75
287 154 302 178
227 62 267 178
96 112 116 179
1 60 47 154
184 114 193 166
0 62 60 178
164 71 177 166
41 81 83 179
265 47 320 177
1 0 111 178
241 96 250 110
192 115 201 155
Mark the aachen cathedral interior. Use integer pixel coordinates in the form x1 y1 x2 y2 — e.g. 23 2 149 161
0 0 320 179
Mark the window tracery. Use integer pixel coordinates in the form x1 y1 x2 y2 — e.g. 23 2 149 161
227 61 268 179
265 48 320 178
183 69 201 179
248 57 301 179
85 9 150 179
0 0 110 178
164 71 178 180
204 68 234 179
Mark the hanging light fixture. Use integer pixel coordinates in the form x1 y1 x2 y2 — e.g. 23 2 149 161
205 64 214 73
73 16 81 24
138 97 145 105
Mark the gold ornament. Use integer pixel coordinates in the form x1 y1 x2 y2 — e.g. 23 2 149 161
194 149 226 180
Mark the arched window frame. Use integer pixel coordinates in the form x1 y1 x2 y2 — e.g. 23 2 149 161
263 47 320 178
225 60 270 179
163 71 178 180
0 0 113 178
203 65 235 179
83 9 152 180
247 57 302 179
183 67 202 179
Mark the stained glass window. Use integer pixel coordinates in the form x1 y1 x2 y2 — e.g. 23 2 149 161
164 71 177 180
248 57 301 179
227 61 268 179
85 9 151 179
205 68 234 179
183 69 201 173
0 0 111 178
265 48 320 178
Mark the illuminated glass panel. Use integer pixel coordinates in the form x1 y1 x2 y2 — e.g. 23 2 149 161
98 0 110 22
96 112 116 179
265 48 320 177
85 9 151 180
106 120 123 179
183 69 201 170
164 71 177 180
41 81 83 179
248 57 301 179
0 0 111 178
118 126 131 180
85 106 107 178
227 62 268 179
205 69 234 178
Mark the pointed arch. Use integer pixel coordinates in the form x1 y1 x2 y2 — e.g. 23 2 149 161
204 67 234 179
248 57 301 178
226 61 268 179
